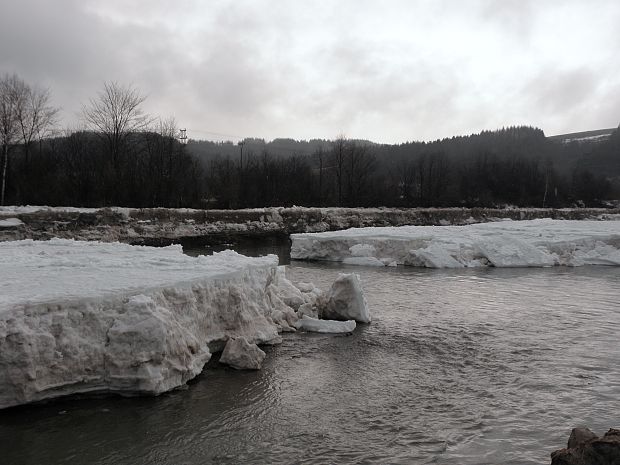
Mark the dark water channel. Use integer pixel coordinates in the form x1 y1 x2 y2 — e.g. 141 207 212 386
1 240 619 464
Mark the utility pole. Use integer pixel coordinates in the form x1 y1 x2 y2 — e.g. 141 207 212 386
178 128 187 145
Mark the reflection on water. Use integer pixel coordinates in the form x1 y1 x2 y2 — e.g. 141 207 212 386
1 244 620 465
183 236 292 264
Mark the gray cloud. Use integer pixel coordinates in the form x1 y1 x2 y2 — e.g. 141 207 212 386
479 0 536 38
526 67 597 114
1 0 619 142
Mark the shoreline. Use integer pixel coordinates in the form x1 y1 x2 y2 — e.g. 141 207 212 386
1 206 618 245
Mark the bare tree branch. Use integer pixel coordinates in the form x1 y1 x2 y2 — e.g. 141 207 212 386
0 73 29 205
82 81 153 169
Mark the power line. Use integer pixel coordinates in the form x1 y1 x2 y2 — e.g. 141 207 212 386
187 128 245 140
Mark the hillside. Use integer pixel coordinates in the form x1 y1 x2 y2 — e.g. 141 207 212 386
548 128 616 144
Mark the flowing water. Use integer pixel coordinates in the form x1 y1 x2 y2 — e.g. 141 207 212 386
1 243 619 465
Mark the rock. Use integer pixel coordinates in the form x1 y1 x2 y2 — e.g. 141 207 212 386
219 337 266 370
568 428 598 449
551 428 620 465
319 273 371 323
294 315 356 334
605 429 620 439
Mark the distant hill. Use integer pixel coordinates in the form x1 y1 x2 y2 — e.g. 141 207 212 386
186 137 378 165
185 125 619 194
548 128 616 144
186 138 331 165
544 127 618 179
573 127 620 180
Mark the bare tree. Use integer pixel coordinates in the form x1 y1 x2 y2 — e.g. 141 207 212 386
0 74 28 205
16 85 58 162
82 82 151 170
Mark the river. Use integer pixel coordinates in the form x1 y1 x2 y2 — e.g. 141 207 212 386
1 241 619 465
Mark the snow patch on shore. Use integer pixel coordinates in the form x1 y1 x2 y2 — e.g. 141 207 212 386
0 218 23 227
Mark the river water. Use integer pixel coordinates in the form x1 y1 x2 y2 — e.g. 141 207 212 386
1 244 619 465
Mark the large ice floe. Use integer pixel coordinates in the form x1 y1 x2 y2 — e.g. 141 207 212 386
291 219 620 268
0 239 367 409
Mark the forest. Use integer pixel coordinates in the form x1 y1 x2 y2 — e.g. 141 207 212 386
1 73 618 209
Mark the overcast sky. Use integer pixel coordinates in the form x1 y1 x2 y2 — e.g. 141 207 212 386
1 0 619 143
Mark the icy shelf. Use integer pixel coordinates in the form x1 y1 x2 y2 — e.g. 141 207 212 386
0 239 372 409
0 239 285 409
291 219 620 268
1 239 280 311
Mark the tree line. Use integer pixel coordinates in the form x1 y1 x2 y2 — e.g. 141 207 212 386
1 73 617 209
199 126 618 208
1 75 201 207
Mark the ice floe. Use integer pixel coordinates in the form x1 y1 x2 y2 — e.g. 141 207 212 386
0 239 283 408
291 219 620 268
320 273 371 323
0 239 370 409
294 316 356 334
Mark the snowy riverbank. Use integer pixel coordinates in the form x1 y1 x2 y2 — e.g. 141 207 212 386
1 206 618 244
0 239 369 409
291 219 620 268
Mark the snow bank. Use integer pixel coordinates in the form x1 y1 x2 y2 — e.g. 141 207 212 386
291 219 620 268
0 239 282 409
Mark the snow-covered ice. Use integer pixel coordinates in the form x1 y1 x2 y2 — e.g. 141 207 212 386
0 239 371 409
0 218 22 227
0 239 284 409
219 337 266 370
294 315 356 334
320 273 371 323
291 219 620 268
0 205 133 216
1 239 277 310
